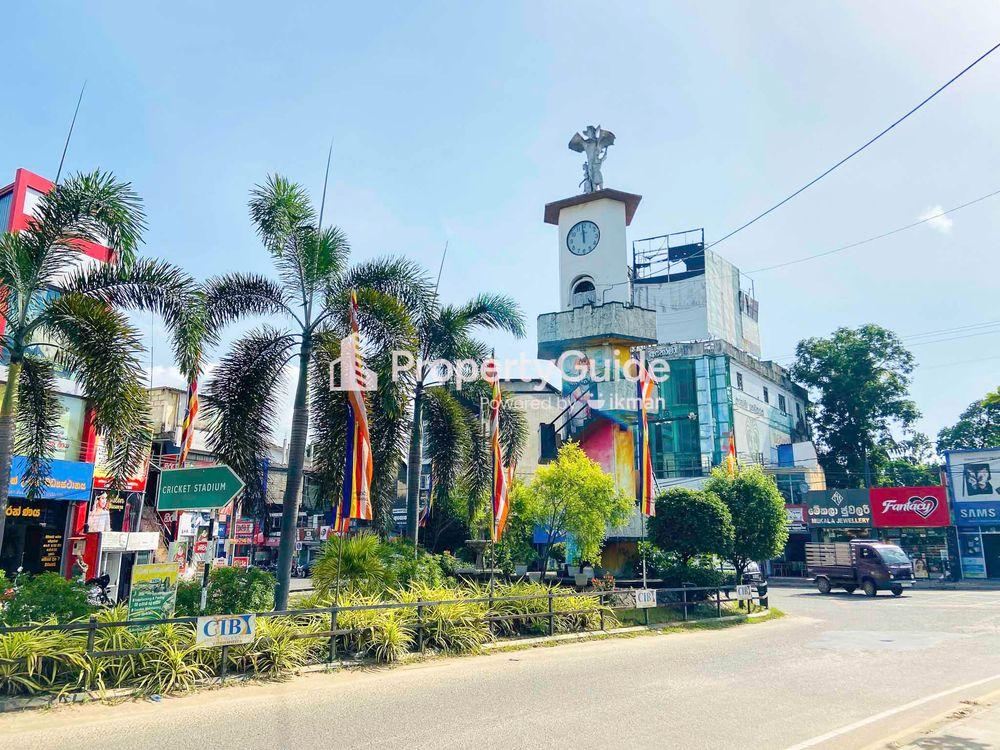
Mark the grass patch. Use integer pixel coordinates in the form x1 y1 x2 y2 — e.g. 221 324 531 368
618 604 784 627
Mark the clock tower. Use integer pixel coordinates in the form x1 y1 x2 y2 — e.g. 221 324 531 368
544 188 643 310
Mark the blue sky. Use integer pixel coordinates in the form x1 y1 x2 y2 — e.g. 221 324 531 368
3 2 998 446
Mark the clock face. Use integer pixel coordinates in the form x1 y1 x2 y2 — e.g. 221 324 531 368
567 220 600 256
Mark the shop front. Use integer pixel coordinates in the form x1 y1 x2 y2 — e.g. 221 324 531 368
870 486 953 579
945 448 1000 579
802 486 958 579
0 457 94 577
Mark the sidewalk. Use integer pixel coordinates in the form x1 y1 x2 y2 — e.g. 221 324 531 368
768 576 1000 591
877 692 1000 749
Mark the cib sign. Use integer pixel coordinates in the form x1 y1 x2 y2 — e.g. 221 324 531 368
195 613 256 648
634 589 656 609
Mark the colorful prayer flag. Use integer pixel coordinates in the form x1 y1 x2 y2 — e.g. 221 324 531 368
486 360 509 542
636 359 656 516
726 431 738 477
340 290 373 524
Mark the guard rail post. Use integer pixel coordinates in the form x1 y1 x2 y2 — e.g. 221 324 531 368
86 615 97 658
547 589 554 636
598 592 605 631
329 607 338 663
219 645 229 682
417 604 425 653
715 588 722 619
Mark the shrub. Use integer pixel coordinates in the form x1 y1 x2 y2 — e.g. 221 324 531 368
402 584 490 653
135 623 210 695
2 573 93 625
175 567 276 616
647 488 734 566
312 533 447 595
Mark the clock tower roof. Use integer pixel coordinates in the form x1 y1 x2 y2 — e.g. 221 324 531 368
544 188 642 226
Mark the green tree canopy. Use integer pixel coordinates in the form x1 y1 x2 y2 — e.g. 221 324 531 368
704 465 788 580
937 389 1000 453
515 443 632 571
791 324 919 487
647 487 734 567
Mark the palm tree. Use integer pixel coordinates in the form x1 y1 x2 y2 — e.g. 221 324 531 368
0 171 202 552
404 297 526 540
202 175 432 610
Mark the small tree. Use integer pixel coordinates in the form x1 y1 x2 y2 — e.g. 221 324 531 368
647 487 734 568
517 443 632 575
705 465 788 582
937 389 1000 453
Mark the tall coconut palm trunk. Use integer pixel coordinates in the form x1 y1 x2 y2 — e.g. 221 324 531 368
405 379 425 541
274 336 312 610
0 359 20 552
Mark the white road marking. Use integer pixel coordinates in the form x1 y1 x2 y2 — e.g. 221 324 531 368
784 672 1000 750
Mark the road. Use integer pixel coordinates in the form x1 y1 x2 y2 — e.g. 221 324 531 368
2 587 1000 749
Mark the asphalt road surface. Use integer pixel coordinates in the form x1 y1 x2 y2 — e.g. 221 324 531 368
3 587 1000 749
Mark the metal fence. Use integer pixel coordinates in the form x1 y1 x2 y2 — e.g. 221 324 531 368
0 584 767 683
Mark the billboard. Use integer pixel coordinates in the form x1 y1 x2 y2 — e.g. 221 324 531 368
804 489 871 527
92 434 150 493
946 448 1000 527
869 486 950 528
8 456 94 502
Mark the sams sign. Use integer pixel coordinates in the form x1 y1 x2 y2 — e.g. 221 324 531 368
195 613 256 648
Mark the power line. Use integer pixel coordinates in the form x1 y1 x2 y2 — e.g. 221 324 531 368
919 353 1000 371
745 187 1000 274
706 40 1000 251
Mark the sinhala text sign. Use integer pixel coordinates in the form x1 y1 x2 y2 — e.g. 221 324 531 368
127 563 179 621
195 613 256 648
804 489 871 527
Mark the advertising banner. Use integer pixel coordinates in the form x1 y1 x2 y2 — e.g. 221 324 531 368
784 504 808 534
8 456 94 502
869 486 950 528
127 563 179 621
93 435 150 493
955 501 1000 527
804 489 871 526
234 520 254 543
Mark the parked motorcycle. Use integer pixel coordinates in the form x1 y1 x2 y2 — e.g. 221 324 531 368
85 573 113 606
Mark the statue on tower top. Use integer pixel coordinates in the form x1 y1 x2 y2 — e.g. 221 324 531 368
569 125 615 193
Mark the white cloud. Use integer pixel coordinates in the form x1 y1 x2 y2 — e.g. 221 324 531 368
919 205 953 234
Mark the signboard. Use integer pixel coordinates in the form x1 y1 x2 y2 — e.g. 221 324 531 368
947 449 1000 501
634 589 657 609
195 613 256 648
92 435 150 493
8 456 94 501
955 500 1000 527
804 489 871 527
784 504 808 534
735 584 753 601
234 520 254 543
156 465 245 511
870 486 949 528
127 563 179 621
232 556 250 568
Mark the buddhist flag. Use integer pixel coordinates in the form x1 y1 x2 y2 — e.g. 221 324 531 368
726 431 738 477
179 363 199 466
486 360 510 542
636 359 656 517
340 290 373 524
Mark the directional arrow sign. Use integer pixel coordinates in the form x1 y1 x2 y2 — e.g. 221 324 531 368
156 465 246 511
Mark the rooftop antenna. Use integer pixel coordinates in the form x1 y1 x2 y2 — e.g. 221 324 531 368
55 81 86 185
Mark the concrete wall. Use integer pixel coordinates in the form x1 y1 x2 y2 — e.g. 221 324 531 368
633 274 710 344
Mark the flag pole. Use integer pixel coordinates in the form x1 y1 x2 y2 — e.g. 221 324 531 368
333 520 347 607
488 348 497 602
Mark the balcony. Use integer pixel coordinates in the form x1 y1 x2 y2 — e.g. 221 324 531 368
537 302 657 359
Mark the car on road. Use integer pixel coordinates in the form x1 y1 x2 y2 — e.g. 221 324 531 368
806 540 914 597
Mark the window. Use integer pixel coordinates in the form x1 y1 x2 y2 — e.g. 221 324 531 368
736 372 743 391
778 394 787 413
762 386 769 404
796 403 803 421
572 279 595 294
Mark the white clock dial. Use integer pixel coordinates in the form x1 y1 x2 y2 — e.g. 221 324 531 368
567 220 600 256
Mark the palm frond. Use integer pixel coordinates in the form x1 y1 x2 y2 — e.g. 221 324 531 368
202 273 292 340
13 355 61 498
301 225 350 293
308 336 348 511
24 170 146 267
452 293 526 338
422 386 471 505
58 258 202 378
248 175 315 296
498 398 527 468
333 257 434 322
37 294 151 487
202 327 298 518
